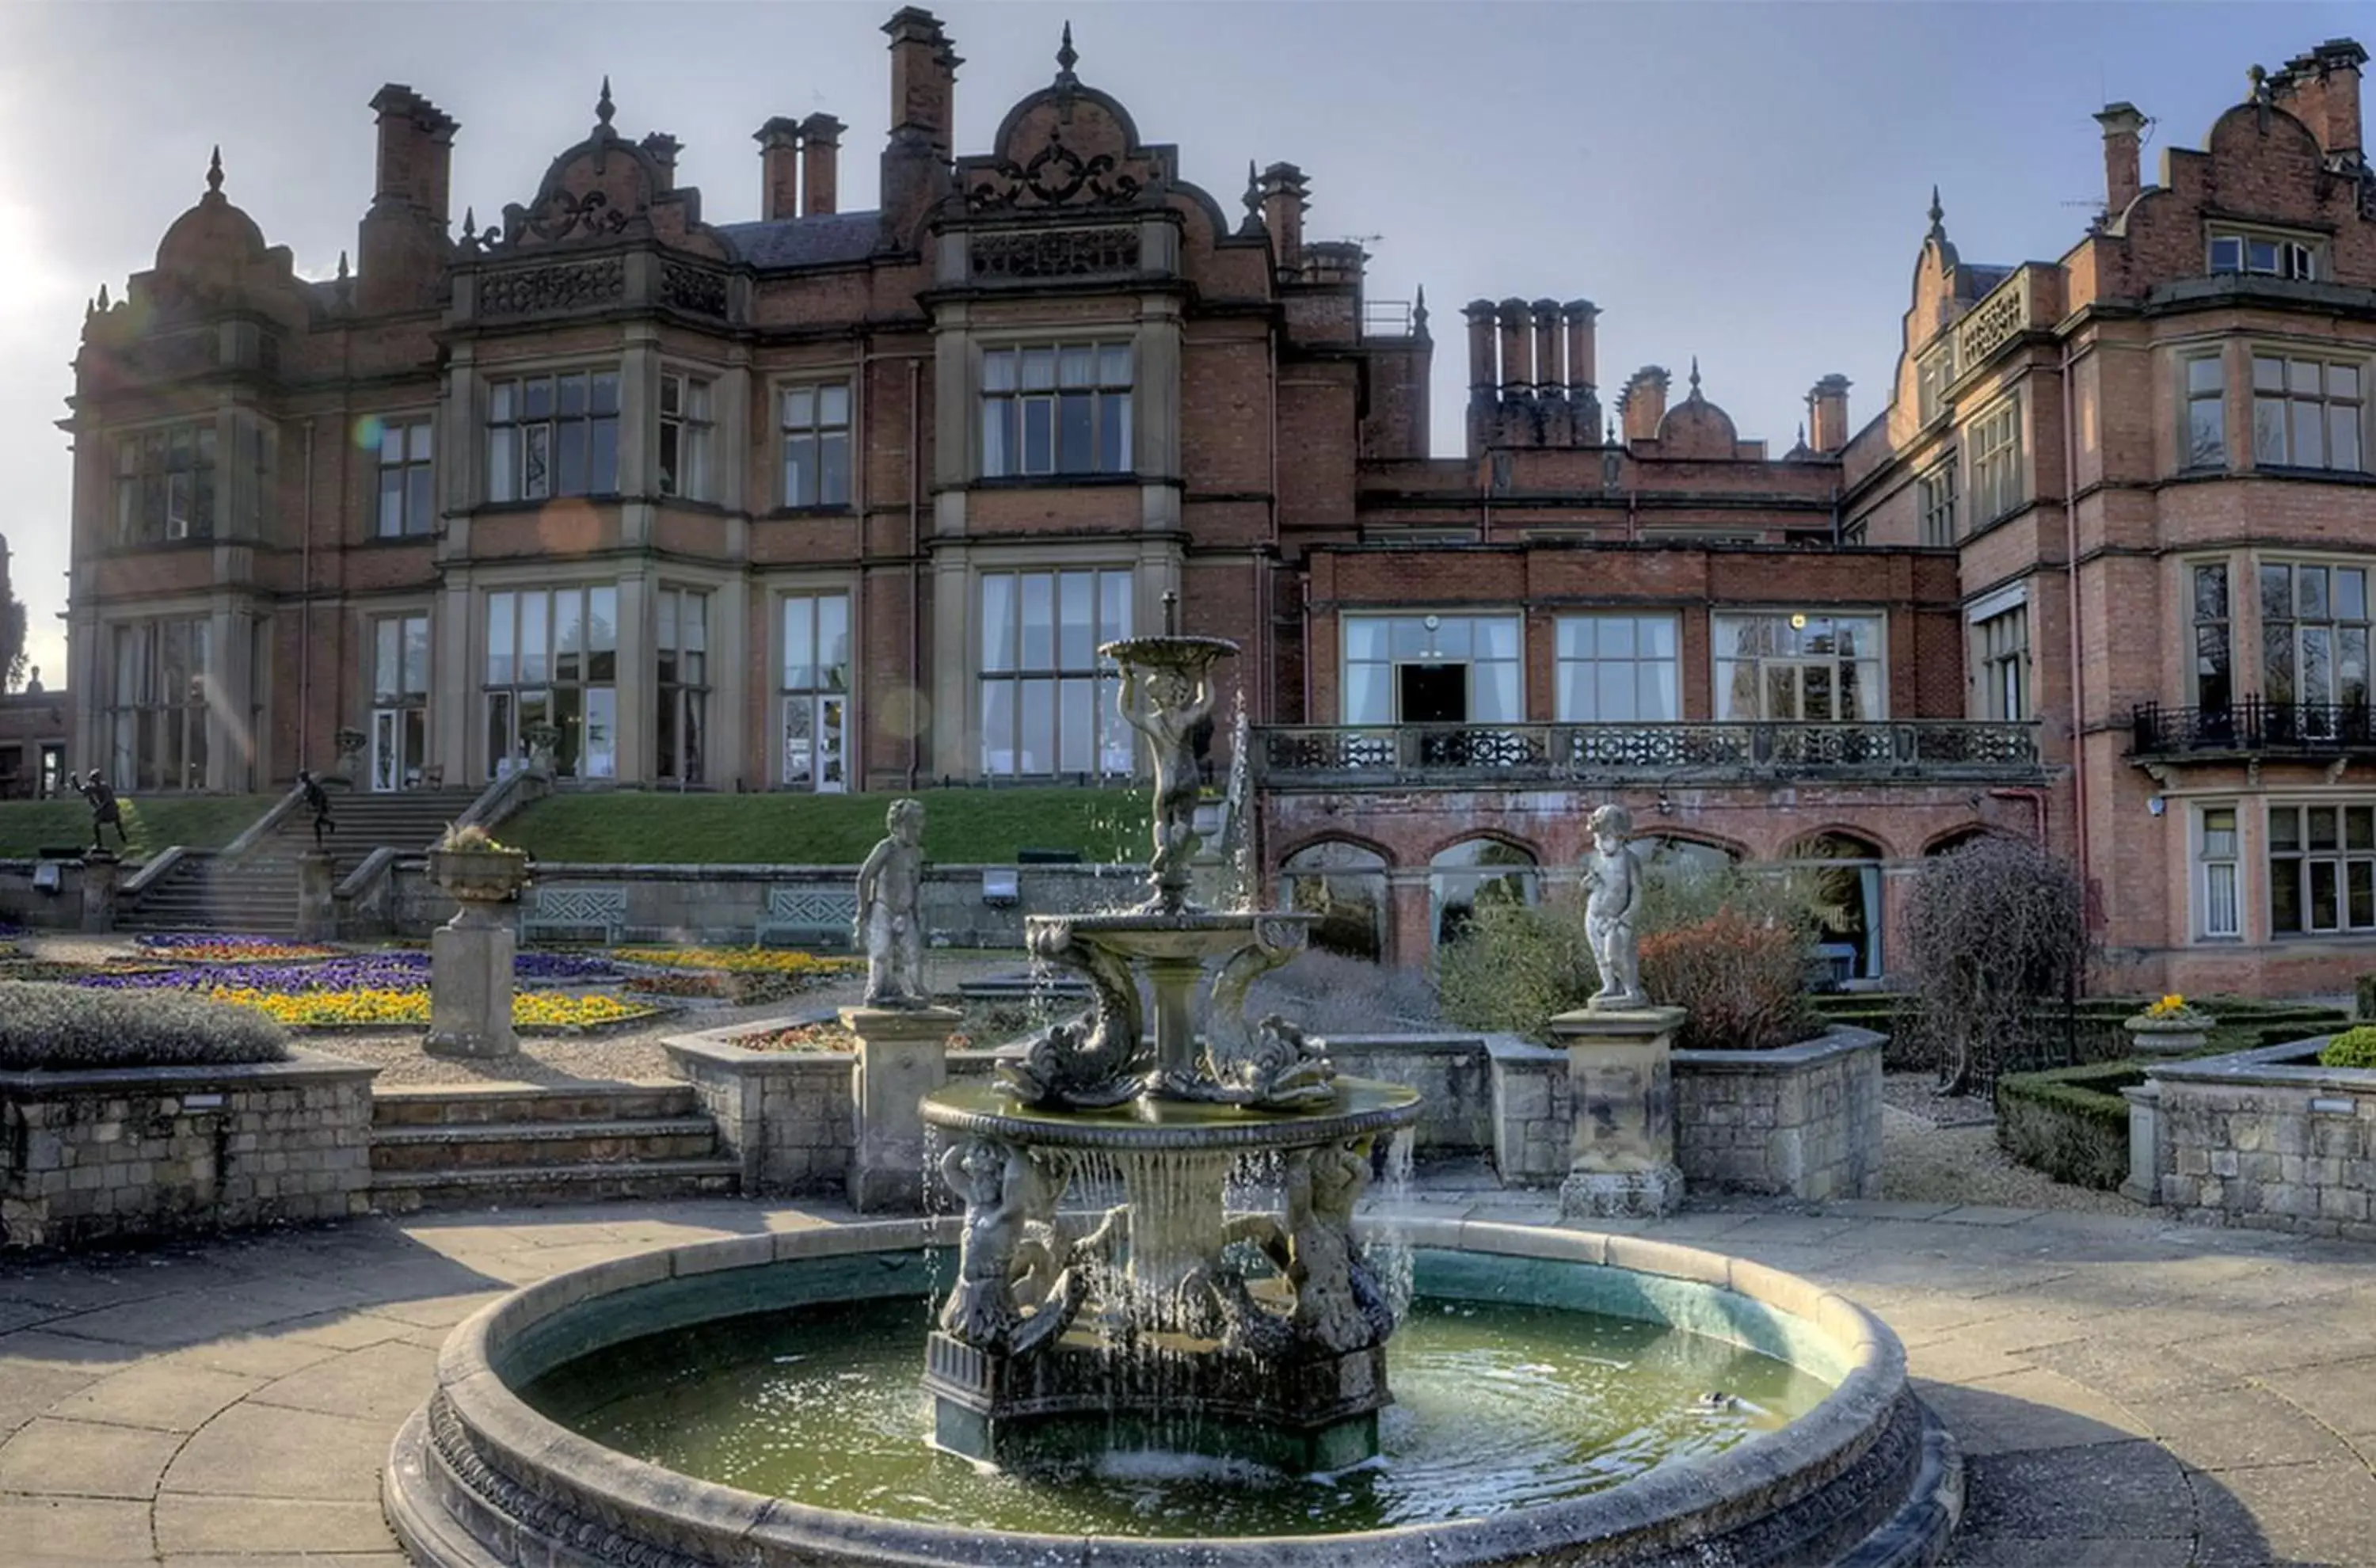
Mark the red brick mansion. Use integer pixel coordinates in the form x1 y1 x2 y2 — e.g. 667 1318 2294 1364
56 13 2376 994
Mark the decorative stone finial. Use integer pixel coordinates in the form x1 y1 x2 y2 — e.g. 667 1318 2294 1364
1056 20 1079 84
2248 63 2268 100
1925 185 1945 242
1161 588 1179 636
1413 284 1429 335
335 249 349 282
461 207 476 240
596 76 615 127
96 283 109 311
1688 356 1702 396
206 145 223 196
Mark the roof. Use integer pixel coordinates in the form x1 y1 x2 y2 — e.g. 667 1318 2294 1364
714 211 881 268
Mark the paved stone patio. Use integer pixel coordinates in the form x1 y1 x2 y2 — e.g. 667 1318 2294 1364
4 1182 2375 1566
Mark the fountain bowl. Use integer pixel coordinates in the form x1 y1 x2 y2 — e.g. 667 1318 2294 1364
383 1218 1961 1567
1099 633 1239 668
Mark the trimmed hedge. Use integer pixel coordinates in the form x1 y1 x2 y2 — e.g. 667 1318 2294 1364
0 982 291 1072
1993 1060 2146 1192
1848 992 2353 1075
2321 1026 2376 1070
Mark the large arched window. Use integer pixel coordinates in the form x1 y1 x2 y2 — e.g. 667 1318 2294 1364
1632 835 1738 880
1282 841 1390 961
1785 831 1887 983
1430 838 1538 949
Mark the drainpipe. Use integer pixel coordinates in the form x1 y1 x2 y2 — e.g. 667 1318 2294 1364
299 419 315 777
2061 338 2090 900
908 356 923 791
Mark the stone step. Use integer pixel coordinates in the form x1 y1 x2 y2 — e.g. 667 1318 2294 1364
369 1157 741 1212
369 1117 719 1172
371 1080 699 1128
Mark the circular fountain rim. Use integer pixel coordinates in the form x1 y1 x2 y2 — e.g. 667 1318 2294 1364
919 1075 1423 1151
1099 633 1239 664
385 1216 1959 1568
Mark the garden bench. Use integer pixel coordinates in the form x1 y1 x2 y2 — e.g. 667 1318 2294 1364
756 887 857 950
519 885 628 945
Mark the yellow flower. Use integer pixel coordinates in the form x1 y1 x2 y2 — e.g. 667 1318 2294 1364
201 985 660 1031
614 946 860 977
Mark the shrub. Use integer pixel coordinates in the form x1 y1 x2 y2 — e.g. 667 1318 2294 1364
1240 949 1441 1035
2320 1026 2376 1069
1902 838 2092 1095
1640 908 1816 1052
1437 861 1821 1044
0 982 290 1071
1993 1060 2143 1191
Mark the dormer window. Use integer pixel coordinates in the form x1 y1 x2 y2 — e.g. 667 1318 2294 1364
2210 227 2320 282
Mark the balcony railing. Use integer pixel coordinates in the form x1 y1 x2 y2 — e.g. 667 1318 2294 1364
1252 721 2043 789
2130 700 2376 760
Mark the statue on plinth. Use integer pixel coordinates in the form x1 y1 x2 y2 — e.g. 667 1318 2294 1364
1582 803 1649 1010
1118 653 1216 912
855 797 928 1008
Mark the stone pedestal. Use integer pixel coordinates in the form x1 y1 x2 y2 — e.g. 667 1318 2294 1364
295 850 336 942
1552 1003 1688 1219
426 919 517 1058
840 1004 959 1212
2120 1079 2162 1205
79 852 117 934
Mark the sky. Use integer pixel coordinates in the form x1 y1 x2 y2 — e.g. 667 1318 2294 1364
0 0 2365 694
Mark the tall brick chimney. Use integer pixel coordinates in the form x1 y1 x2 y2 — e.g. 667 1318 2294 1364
1529 300 1562 390
1464 299 1497 458
1619 366 1669 444
358 83 455 314
756 116 802 220
640 133 680 193
2093 102 2146 219
1495 299 1532 397
879 7 960 247
1258 163 1309 275
1807 375 1852 455
2271 39 2368 158
800 112 843 215
1563 300 1601 447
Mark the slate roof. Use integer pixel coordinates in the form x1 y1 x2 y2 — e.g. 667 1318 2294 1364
714 211 881 269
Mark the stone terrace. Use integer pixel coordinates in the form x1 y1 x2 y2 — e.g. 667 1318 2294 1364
1 1189 2373 1565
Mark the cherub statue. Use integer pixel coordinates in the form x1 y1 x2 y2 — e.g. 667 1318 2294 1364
1582 803 1649 1009
854 798 927 1007
936 1139 1052 1350
1117 660 1215 908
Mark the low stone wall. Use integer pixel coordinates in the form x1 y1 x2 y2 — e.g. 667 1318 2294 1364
0 856 93 931
1485 1035 1572 1186
0 1050 379 1249
664 1020 1000 1197
1672 1027 1887 1202
1319 1033 1494 1153
385 860 1149 946
2139 1038 2376 1238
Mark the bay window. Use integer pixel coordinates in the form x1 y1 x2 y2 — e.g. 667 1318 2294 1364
115 422 215 544
2252 355 2363 471
2193 562 2232 711
980 342 1133 478
105 617 210 791
487 371 619 501
980 568 1133 777
2184 355 2226 470
1712 612 1885 721
2259 561 2370 732
2269 801 2376 936
657 374 714 501
485 585 615 779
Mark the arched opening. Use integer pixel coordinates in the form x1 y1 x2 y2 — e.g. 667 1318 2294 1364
1633 835 1739 880
1924 827 1995 857
1429 837 1538 950
1281 840 1390 961
1785 830 1887 985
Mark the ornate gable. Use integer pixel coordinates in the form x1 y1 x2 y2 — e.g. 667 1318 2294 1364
465 81 726 261
958 27 1176 217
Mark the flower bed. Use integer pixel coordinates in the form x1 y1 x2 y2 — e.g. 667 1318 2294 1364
614 946 857 978
200 984 660 1033
75 950 617 995
733 1022 857 1054
132 933 345 963
616 947 854 1007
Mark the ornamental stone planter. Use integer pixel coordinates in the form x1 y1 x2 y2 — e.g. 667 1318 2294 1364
2124 1013 2213 1057
426 847 531 1059
2142 1037 2376 1235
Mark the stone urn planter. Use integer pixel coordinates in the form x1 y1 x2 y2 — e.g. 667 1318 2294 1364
425 841 532 1060
327 726 367 786
2124 999 2214 1057
428 846 531 919
525 721 562 778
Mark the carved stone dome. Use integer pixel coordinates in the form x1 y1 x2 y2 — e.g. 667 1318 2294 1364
1655 361 1739 459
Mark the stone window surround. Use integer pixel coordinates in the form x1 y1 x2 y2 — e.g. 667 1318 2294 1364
768 363 860 514
1974 601 2029 723
371 409 439 539
656 369 715 504
2180 348 2227 472
93 592 265 795
2247 343 2367 474
935 301 1184 493
1917 456 1959 546
1963 391 2025 531
2185 554 2234 711
2183 549 2376 713
2266 796 2376 939
771 575 858 792
362 602 436 768
107 408 275 550
482 363 623 504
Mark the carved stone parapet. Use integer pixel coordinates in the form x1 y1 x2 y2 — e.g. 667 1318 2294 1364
658 261 727 318
969 226 1140 280
477 257 626 318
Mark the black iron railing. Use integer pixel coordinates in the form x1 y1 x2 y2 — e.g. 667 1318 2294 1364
2130 699 2376 759
1252 720 2043 788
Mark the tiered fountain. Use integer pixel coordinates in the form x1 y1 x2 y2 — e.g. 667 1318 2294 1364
919 620 1422 1471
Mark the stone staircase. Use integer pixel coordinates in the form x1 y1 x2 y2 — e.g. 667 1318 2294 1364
368 1081 741 1212
122 786 485 935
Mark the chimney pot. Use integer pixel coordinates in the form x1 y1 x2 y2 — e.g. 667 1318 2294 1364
2093 101 2146 220
799 112 843 216
1258 162 1309 276
755 116 802 222
1495 298 1532 398
1807 375 1852 455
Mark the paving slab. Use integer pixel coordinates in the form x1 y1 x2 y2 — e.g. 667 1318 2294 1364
0 1494 158 1562
154 1494 401 1555
2147 1387 2362 1473
0 1417 182 1498
45 1363 266 1433
162 1403 390 1501
246 1339 440 1425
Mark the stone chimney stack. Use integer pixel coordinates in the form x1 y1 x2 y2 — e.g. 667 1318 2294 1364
640 133 680 192
1807 375 1852 455
2093 102 2146 219
367 84 455 223
1619 366 1670 444
1495 299 1532 398
1464 299 1497 458
1563 300 1601 447
756 116 802 221
1258 163 1309 275
880 7 960 247
800 112 844 215
2271 39 2368 158
1531 299 1567 444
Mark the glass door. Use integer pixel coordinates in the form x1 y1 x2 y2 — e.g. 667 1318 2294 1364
780 593 851 791
782 695 848 792
370 614 429 790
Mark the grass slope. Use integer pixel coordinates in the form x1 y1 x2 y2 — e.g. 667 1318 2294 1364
499 788 1153 866
0 794 280 860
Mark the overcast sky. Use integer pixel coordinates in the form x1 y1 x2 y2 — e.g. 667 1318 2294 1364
0 1 2363 693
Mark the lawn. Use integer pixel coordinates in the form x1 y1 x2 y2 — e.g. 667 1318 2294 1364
0 794 280 860
499 787 1153 866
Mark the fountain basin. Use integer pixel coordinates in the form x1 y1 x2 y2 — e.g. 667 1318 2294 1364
384 1220 1961 1566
